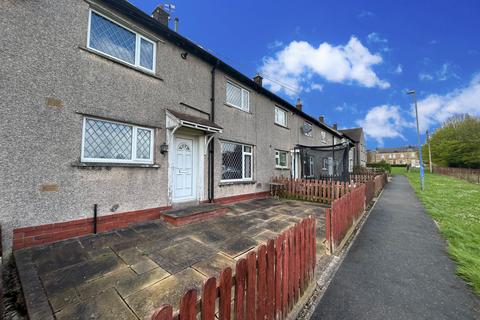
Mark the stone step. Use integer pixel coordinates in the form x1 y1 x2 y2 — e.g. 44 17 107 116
162 204 229 226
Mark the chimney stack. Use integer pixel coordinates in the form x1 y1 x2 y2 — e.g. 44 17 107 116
174 17 179 32
152 5 170 26
319 115 325 123
332 123 338 130
253 74 263 86
296 98 302 111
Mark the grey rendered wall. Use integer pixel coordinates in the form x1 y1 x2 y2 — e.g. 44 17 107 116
0 0 215 251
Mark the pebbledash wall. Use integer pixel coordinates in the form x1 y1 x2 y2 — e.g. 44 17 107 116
0 0 345 252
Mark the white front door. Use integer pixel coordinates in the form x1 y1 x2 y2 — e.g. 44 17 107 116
173 137 195 201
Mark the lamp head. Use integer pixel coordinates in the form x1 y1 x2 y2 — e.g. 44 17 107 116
407 90 416 95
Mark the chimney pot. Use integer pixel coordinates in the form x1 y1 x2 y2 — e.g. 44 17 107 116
174 17 179 32
333 123 338 130
296 98 302 111
152 5 170 26
319 115 325 123
253 74 263 86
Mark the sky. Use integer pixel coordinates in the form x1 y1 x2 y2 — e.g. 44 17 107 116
130 0 480 150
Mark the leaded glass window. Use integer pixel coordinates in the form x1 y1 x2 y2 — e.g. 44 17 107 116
88 11 156 72
221 142 253 181
226 81 249 112
275 107 287 127
82 117 154 164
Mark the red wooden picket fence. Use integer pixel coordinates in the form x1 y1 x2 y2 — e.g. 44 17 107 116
271 177 356 204
373 173 388 196
150 216 317 320
325 184 366 253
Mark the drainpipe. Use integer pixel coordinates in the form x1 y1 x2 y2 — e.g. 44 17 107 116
208 62 218 202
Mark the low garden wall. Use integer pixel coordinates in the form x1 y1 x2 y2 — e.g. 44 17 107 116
149 217 317 320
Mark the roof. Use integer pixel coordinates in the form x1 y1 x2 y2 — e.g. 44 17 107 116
97 0 344 138
339 128 363 143
168 109 222 130
376 146 417 153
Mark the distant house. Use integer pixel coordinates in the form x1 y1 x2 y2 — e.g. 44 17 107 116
367 150 377 163
375 146 419 166
340 128 367 169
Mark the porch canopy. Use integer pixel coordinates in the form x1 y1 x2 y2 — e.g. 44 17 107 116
295 142 351 181
167 110 222 134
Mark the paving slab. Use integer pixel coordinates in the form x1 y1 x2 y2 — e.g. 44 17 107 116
192 253 236 278
55 288 137 320
15 198 326 319
116 267 170 298
125 268 206 319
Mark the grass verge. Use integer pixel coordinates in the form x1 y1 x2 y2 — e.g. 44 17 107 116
396 170 480 295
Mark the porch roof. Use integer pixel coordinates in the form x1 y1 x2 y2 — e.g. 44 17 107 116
167 110 222 133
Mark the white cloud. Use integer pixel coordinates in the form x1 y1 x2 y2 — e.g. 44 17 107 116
259 36 389 97
419 63 460 82
394 64 403 74
419 73 434 81
356 105 410 145
304 83 324 93
415 74 480 130
268 40 284 49
367 32 388 44
357 10 374 19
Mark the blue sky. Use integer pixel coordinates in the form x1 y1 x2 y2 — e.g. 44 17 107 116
130 0 480 149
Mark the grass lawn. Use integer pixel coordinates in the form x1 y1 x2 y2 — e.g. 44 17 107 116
395 170 480 294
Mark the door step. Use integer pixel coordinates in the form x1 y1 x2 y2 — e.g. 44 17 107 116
162 203 229 226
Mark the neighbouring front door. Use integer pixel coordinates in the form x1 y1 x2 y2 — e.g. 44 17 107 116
173 137 195 202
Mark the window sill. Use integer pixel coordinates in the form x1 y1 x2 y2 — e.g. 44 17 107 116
275 167 290 171
79 46 164 82
224 103 252 114
72 161 160 169
219 180 256 187
274 123 289 130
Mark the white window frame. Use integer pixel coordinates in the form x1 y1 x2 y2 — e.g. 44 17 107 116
81 117 155 164
322 158 328 170
274 106 287 127
225 81 250 112
220 142 253 182
275 150 288 169
306 156 315 177
87 9 157 73
320 131 327 143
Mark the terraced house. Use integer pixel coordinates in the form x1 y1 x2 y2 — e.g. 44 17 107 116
0 0 356 252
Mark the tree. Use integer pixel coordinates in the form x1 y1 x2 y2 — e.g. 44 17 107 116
425 115 480 169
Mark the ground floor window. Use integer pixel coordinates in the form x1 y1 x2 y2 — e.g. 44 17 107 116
81 117 154 164
304 155 314 177
275 150 288 168
221 141 253 181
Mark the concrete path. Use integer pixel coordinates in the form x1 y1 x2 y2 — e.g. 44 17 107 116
311 175 480 320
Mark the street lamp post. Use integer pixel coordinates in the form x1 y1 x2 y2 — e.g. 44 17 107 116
407 90 425 191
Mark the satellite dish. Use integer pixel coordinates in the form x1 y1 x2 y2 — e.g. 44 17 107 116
302 123 312 134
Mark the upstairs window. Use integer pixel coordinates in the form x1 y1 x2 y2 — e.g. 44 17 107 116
88 10 156 72
226 81 249 112
275 150 288 168
320 131 327 143
274 107 287 127
81 117 154 164
221 142 253 181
